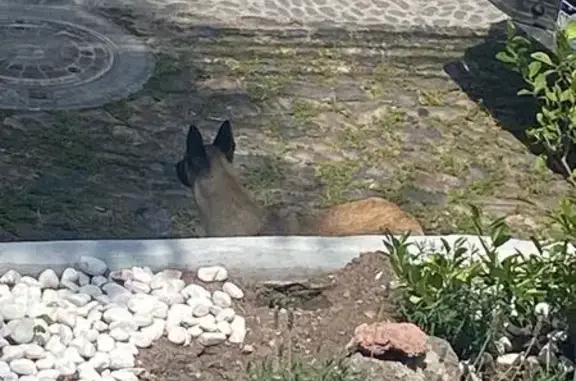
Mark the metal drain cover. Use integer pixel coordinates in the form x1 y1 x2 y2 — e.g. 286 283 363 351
0 4 155 110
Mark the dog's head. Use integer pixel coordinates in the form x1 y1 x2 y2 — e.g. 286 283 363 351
175 120 236 189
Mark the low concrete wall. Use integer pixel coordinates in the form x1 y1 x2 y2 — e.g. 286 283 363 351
0 235 572 280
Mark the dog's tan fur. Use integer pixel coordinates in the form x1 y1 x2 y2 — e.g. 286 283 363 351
176 121 424 237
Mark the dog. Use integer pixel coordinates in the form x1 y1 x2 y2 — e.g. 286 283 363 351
176 121 424 237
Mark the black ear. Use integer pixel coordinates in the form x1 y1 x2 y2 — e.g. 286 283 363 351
212 120 235 162
175 160 191 187
185 125 209 170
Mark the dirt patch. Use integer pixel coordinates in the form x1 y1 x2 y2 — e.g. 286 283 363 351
137 251 395 381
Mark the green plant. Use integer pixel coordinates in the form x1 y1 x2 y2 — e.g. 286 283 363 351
497 21 576 184
383 200 576 362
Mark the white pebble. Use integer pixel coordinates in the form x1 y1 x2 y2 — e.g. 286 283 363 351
1 303 26 320
38 270 60 289
37 369 60 379
197 266 228 282
130 331 154 348
212 291 232 308
3 372 18 381
93 320 108 332
0 285 10 297
181 284 210 300
63 347 84 364
27 304 50 319
61 268 79 283
35 355 55 370
229 315 246 344
24 344 45 360
41 290 59 305
58 325 74 346
97 334 116 352
101 284 131 304
139 319 165 342
215 308 236 322
78 362 100 380
0 361 10 376
60 280 79 292
197 315 217 332
131 267 152 285
109 328 130 342
45 336 66 356
198 332 227 346
77 301 101 318
217 321 232 336
108 349 135 370
111 370 139 381
126 295 158 316
222 282 244 299
209 305 222 316
133 314 153 328
188 326 203 338
1 345 26 361
77 256 108 276
9 358 37 375
71 336 96 358
109 321 138 333
151 301 168 319
151 289 184 305
77 271 91 287
55 309 77 328
64 293 91 307
54 358 76 375
188 297 213 317
91 276 108 287
124 280 150 294
19 277 41 287
0 270 21 285
89 351 110 370
166 304 194 327
167 326 189 345
9 318 35 344
103 307 133 324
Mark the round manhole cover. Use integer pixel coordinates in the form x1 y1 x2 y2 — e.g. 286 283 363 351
0 4 155 110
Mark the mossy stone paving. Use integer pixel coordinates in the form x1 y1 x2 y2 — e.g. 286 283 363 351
0 10 573 242
0 4 154 110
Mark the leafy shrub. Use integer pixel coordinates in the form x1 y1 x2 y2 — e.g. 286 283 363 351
496 21 576 184
385 199 576 361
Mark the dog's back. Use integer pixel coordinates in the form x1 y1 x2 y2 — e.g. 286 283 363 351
176 121 424 237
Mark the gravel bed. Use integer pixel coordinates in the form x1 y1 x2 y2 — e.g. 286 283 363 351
0 257 247 381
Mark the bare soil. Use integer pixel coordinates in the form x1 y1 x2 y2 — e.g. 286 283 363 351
137 251 395 381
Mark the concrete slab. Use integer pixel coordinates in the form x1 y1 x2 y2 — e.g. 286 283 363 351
0 235 571 280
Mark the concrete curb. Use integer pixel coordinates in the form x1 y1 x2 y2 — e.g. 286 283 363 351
0 235 572 280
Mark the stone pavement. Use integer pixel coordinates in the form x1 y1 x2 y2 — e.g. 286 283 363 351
4 0 508 33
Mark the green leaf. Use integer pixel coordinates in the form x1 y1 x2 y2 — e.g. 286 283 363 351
531 52 554 66
517 89 533 96
528 61 542 79
560 88 575 102
495 51 517 65
533 73 548 95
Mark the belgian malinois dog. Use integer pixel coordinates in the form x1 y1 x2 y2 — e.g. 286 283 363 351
176 121 424 237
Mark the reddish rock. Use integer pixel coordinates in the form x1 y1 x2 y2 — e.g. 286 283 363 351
346 322 428 357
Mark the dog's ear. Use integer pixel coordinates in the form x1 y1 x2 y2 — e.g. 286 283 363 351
212 120 235 162
185 125 210 170
175 160 191 187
